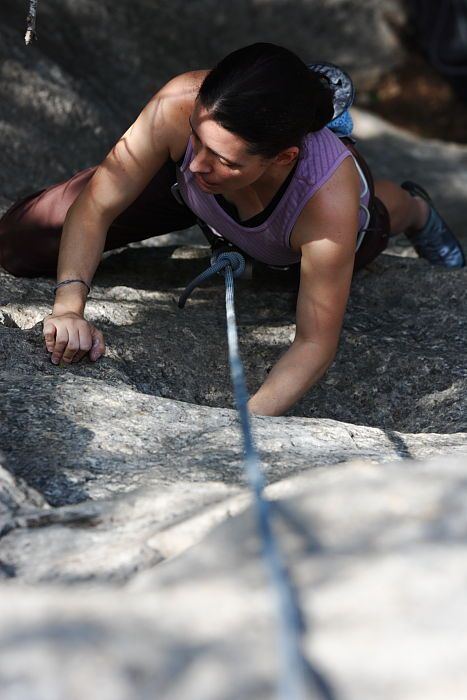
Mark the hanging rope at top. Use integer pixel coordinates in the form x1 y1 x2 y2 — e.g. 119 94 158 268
25 0 39 45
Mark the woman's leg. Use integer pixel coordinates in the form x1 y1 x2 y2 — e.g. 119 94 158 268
374 179 429 235
0 160 196 278
0 168 96 277
375 178 465 268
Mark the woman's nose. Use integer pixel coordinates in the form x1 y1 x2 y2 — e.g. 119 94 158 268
189 149 211 174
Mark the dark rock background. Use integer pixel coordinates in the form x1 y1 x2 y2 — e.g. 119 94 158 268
0 0 407 202
1 2 467 698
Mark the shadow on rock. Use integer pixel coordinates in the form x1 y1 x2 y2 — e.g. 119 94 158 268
92 250 467 435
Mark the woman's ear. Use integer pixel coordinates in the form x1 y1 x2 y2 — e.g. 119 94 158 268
273 146 299 166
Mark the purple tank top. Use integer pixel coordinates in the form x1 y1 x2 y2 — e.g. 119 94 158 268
176 127 370 266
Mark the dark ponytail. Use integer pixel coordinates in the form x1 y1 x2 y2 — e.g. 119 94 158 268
198 43 334 158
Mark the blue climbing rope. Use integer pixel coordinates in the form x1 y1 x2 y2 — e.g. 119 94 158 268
179 251 335 700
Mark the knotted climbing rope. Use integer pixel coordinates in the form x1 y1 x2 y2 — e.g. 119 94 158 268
179 251 335 700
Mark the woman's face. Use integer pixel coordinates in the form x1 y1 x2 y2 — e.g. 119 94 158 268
188 103 273 194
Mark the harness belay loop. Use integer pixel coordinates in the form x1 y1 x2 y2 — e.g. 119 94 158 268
211 250 246 277
178 250 246 308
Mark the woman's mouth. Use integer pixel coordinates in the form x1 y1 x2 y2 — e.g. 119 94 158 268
195 174 217 190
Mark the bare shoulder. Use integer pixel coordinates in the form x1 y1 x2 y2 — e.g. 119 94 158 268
132 70 210 161
291 155 361 258
159 69 210 96
93 69 211 213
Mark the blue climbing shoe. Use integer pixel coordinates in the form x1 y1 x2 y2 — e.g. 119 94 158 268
401 181 465 269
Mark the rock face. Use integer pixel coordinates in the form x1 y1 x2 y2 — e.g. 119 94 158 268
1 241 467 510
1 4 467 699
1 456 467 700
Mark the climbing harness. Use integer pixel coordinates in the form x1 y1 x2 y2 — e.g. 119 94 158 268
179 252 335 700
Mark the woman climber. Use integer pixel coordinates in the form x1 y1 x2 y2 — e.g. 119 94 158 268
0 43 464 415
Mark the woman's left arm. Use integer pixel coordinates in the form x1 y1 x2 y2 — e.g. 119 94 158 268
248 157 360 416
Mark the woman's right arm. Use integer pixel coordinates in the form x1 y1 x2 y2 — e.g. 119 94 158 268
43 71 203 366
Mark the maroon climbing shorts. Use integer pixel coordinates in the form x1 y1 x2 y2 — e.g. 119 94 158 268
0 145 390 278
